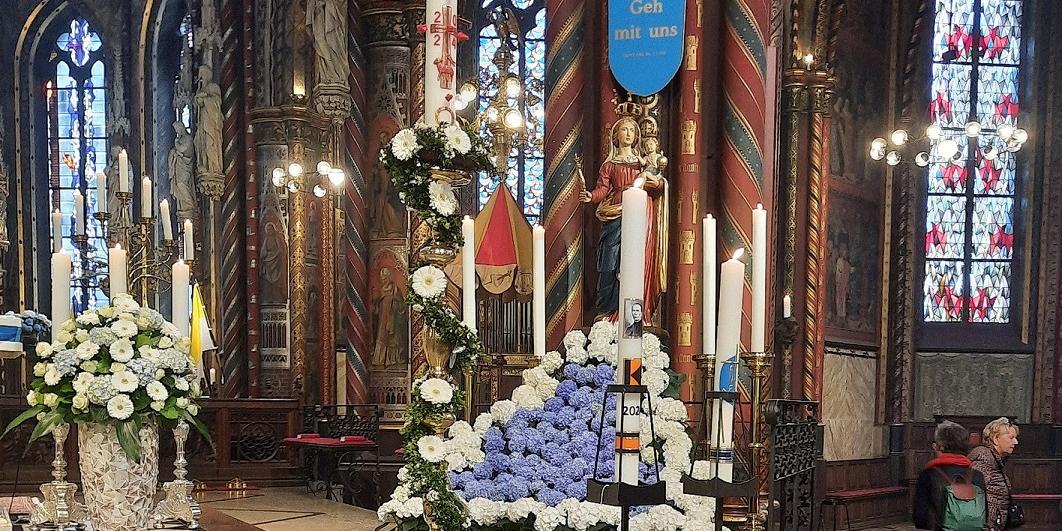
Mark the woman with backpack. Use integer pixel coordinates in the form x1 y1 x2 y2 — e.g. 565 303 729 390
913 421 988 530
969 417 1022 530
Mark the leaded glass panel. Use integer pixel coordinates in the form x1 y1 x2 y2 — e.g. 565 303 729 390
971 197 1014 260
978 0 1022 65
976 66 1019 127
924 260 966 322
969 261 1011 322
934 0 975 61
930 64 972 129
974 147 1015 195
926 196 968 259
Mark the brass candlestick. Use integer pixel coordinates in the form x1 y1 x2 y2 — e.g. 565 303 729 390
29 423 86 529
737 351 773 531
151 421 201 528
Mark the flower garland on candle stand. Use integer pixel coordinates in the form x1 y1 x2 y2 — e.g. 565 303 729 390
382 121 494 530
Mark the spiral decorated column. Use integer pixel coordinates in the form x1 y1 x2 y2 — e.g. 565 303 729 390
342 0 371 405
543 0 587 348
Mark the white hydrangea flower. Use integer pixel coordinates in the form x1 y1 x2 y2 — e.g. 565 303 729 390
146 381 169 401
533 506 564 531
489 400 517 424
587 319 617 345
427 180 458 216
467 498 506 526
110 371 138 393
539 351 563 373
417 435 446 463
643 333 662 355
418 378 454 404
650 397 689 422
445 451 468 471
644 367 669 397
563 329 588 350
566 345 589 365
109 338 135 363
533 376 559 401
510 384 544 409
506 498 544 522
106 394 134 420
161 322 181 338
473 413 493 434
390 129 420 160
410 265 447 299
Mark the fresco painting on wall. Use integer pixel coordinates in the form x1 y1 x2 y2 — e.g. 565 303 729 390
825 185 882 345
369 247 408 369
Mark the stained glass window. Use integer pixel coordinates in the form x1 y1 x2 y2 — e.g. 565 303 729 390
48 18 109 313
924 0 1022 323
476 0 546 224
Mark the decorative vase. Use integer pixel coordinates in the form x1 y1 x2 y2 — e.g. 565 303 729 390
423 328 453 381
77 420 160 531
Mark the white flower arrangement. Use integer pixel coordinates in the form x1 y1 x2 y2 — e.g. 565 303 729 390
381 327 716 530
418 378 455 405
390 129 420 161
3 293 210 462
427 180 458 216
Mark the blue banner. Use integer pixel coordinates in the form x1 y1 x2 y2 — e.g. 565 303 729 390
608 0 686 96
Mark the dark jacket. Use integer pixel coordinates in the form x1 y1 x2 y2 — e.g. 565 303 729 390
913 453 987 530
968 445 1010 530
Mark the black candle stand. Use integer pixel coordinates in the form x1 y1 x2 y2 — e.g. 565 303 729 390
586 384 668 531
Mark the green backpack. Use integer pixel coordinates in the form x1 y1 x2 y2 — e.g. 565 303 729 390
935 469 986 531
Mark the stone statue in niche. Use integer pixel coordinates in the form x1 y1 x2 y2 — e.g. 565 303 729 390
371 266 406 368
194 64 224 186
104 146 123 217
306 0 352 119
107 49 130 138
168 121 197 220
196 0 221 70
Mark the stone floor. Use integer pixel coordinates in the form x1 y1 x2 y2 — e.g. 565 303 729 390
198 487 381 530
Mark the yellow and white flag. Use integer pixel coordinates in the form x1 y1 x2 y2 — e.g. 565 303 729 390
189 283 215 379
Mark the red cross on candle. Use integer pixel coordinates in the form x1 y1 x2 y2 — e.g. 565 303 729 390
430 5 459 90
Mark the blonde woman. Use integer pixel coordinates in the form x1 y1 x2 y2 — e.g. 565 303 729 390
968 418 1021 530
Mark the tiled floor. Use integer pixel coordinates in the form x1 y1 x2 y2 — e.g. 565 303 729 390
198 487 381 530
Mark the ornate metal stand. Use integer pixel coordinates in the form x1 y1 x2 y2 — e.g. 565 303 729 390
150 421 201 528
28 423 85 530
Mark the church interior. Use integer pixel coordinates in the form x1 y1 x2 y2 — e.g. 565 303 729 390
0 0 1059 529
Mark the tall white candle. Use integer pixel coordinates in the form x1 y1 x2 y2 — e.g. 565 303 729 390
141 176 153 218
183 219 194 259
462 216 477 331
109 244 128 296
713 248 746 482
159 199 174 240
51 210 63 253
209 367 217 386
532 224 546 357
424 0 458 125
96 170 108 214
50 252 72 339
118 149 130 193
751 204 767 353
73 190 85 236
171 260 191 336
702 214 717 356
615 184 648 486
783 294 792 319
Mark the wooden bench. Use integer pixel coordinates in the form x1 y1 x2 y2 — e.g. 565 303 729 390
820 486 909 531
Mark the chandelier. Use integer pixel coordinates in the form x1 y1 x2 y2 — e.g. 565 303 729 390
869 121 1028 168
452 6 543 174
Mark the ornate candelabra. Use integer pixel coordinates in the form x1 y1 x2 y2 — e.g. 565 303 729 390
151 421 201 528
29 423 86 530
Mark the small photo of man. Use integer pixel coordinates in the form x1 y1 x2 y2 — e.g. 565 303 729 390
623 298 644 339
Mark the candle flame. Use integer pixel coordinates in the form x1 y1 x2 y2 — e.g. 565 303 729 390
732 248 745 261
632 178 645 189
114 243 122 250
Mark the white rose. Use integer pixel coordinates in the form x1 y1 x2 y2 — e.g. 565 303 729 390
158 336 174 349
55 330 73 344
146 381 169 401
79 360 98 373
74 329 90 343
176 397 190 408
175 337 191 354
418 378 454 404
175 377 190 391
98 306 115 319
187 404 199 416
76 312 101 326
112 294 140 313
33 362 48 377
26 390 39 406
42 393 59 409
106 394 134 420
60 319 76 332
109 338 135 363
110 362 127 373
416 435 446 463
190 381 201 398
44 367 62 386
155 369 166 379
150 400 165 412
35 342 54 358
72 394 89 411
110 371 139 393
410 265 447 299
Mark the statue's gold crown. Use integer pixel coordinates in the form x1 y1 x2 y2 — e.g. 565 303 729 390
614 98 644 118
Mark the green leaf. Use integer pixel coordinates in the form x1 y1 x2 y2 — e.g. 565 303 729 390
161 405 179 420
662 368 686 400
28 410 64 444
1 405 45 440
90 406 109 424
115 419 142 463
182 410 213 445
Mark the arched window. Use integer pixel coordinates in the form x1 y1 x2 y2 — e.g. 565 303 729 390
475 0 546 224
921 0 1023 336
48 18 109 313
